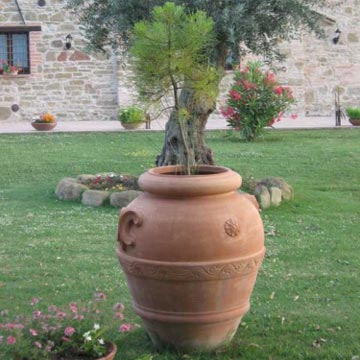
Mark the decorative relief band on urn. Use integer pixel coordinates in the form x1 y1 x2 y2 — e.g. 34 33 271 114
117 248 265 281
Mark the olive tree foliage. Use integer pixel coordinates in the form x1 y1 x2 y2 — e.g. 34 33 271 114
67 0 326 166
67 0 325 63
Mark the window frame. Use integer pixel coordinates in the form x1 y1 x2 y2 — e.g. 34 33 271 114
0 31 30 75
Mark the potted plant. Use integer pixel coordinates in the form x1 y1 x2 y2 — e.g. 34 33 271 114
222 61 296 141
31 113 57 131
118 105 145 130
0 293 132 359
0 59 21 75
116 3 265 352
345 107 360 126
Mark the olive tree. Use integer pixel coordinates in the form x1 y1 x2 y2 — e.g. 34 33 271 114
67 0 325 166
130 3 218 173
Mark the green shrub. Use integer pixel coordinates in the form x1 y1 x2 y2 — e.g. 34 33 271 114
118 106 144 123
345 107 360 119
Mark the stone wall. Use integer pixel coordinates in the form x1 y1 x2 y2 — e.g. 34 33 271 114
0 0 118 122
1 1 359 122
120 1 360 118
270 0 360 116
219 1 360 117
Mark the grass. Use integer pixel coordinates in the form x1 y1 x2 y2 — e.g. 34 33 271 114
0 129 359 359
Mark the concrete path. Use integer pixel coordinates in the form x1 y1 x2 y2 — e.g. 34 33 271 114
0 114 355 134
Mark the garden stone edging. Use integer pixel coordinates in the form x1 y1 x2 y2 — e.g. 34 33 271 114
55 175 142 208
110 190 143 208
55 174 292 210
82 190 110 207
55 178 88 201
252 177 294 209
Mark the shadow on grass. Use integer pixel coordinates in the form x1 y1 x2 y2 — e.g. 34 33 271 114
118 329 232 360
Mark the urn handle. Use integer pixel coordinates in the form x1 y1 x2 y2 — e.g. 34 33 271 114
117 208 143 251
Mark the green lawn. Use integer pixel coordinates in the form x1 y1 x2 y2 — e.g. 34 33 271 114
0 129 359 359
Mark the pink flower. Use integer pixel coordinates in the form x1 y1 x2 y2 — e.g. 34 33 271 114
220 106 234 118
229 89 241 100
64 326 75 337
34 341 42 349
6 323 17 329
114 312 124 320
73 314 84 320
7 336 16 345
119 324 131 332
265 72 276 84
291 114 298 120
5 323 23 330
56 311 66 319
31 298 40 305
282 87 294 99
30 328 38 336
244 81 257 91
33 310 42 319
69 302 78 313
274 86 283 95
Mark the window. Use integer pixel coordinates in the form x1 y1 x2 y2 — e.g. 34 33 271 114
0 32 30 74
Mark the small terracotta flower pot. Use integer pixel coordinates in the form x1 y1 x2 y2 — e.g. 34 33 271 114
31 121 57 131
349 118 360 126
121 121 143 130
98 342 117 360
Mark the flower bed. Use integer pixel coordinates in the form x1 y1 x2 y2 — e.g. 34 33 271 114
0 293 132 359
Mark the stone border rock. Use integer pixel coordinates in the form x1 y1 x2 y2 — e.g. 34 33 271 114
55 175 142 208
252 177 294 209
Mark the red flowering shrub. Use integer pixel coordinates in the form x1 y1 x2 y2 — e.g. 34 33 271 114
221 61 296 141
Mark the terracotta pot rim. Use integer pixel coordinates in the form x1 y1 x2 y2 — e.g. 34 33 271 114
97 342 117 360
139 165 242 197
31 121 57 124
147 165 230 177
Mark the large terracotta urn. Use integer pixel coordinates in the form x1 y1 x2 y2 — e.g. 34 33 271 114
116 165 265 351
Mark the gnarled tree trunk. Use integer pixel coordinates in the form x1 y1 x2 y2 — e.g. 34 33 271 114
156 49 227 168
156 87 216 167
